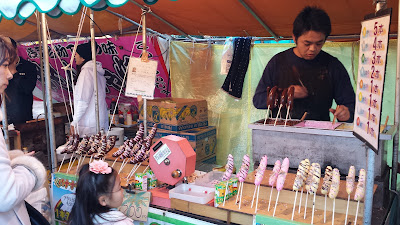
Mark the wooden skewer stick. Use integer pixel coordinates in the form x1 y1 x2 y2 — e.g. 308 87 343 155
300 112 308 122
58 154 66 172
111 157 119 168
273 191 280 217
251 185 257 208
284 106 291 127
303 192 309 219
311 193 316 224
264 106 270 125
324 194 327 223
274 105 283 126
235 181 241 205
222 180 230 206
298 188 303 213
118 159 126 174
254 185 260 213
345 194 350 225
332 105 340 125
354 200 360 225
268 186 274 211
291 190 298 220
239 182 244 210
380 115 389 133
332 198 336 225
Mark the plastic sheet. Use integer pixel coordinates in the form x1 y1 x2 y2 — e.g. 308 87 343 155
169 40 398 168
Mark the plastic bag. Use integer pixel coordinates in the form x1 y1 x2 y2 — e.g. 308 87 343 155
220 37 234 75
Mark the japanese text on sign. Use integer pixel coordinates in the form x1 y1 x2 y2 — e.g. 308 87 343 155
353 14 390 152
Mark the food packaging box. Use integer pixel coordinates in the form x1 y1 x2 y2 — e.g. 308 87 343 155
139 97 208 131
169 183 215 204
52 173 77 225
153 126 216 161
214 177 238 207
134 173 148 191
145 169 157 190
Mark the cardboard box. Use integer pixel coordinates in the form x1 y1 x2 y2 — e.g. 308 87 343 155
139 98 208 131
153 126 217 161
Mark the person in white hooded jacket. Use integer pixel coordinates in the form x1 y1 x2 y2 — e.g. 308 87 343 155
70 41 109 136
0 36 47 224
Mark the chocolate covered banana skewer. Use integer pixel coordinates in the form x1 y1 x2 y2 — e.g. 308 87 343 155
291 159 310 220
321 166 333 223
345 166 355 225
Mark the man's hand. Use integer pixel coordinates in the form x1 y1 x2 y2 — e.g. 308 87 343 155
329 105 350 122
291 85 308 99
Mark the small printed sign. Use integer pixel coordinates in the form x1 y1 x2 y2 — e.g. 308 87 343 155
125 57 158 99
153 143 172 164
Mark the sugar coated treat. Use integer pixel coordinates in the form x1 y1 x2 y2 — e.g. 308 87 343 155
328 168 340 199
354 169 366 201
254 163 266 185
269 160 281 187
237 154 250 182
280 157 289 173
321 166 333 195
346 166 356 195
308 163 321 194
222 154 234 181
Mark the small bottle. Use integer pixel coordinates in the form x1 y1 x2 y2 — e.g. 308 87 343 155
126 111 133 126
118 111 125 125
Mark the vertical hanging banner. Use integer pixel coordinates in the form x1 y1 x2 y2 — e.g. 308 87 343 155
353 10 391 153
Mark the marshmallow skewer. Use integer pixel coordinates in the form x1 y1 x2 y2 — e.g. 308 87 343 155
273 157 289 217
268 160 281 211
291 159 310 220
345 166 356 225
222 154 234 206
236 154 251 209
354 169 366 225
329 168 340 225
308 163 321 225
251 155 267 213
321 166 333 223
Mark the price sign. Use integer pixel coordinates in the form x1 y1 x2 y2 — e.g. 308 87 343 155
119 190 151 222
353 11 391 153
125 57 158 99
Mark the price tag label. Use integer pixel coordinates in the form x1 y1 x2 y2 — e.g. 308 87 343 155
153 143 171 164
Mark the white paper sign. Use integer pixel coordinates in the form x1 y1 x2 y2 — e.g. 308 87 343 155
125 57 158 99
153 143 172 164
353 14 391 152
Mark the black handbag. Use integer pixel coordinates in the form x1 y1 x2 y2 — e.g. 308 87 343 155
25 201 50 225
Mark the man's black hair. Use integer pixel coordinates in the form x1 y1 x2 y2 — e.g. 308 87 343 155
292 6 331 41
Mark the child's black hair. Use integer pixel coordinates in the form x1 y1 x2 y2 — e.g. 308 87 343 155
292 6 331 41
68 163 118 225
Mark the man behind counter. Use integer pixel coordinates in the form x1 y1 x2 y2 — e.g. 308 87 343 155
6 38 38 124
253 6 355 122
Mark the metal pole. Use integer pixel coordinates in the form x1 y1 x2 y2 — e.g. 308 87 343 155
105 9 170 40
237 0 279 41
142 11 148 135
392 0 400 192
129 0 194 40
1 94 9 150
363 148 375 225
40 13 57 172
36 11 51 169
90 9 100 133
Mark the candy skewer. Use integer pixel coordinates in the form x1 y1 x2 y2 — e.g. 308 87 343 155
58 155 66 172
254 185 261 213
291 190 298 220
311 193 316 224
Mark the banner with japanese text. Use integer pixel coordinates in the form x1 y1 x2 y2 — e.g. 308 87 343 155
18 35 171 110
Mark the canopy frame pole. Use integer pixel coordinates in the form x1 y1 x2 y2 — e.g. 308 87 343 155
105 9 170 40
1 94 9 150
392 0 400 192
237 0 279 41
90 9 100 134
40 12 57 173
129 0 193 40
36 11 51 170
